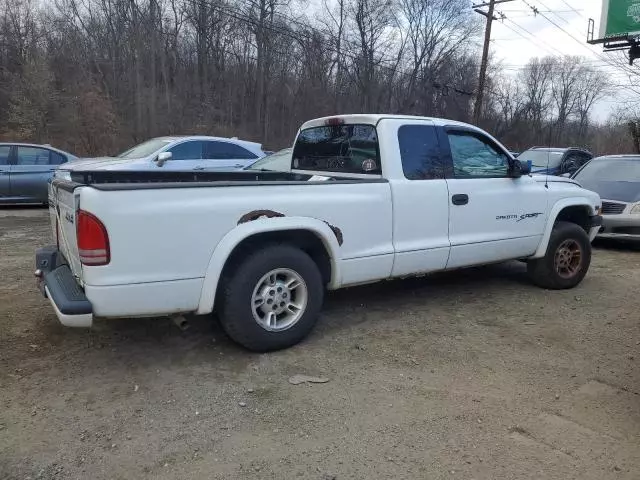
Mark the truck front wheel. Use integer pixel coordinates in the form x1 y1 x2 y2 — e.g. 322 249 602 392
527 221 592 289
219 244 324 352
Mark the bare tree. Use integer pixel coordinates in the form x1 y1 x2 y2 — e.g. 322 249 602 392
0 0 631 157
346 0 394 111
549 56 582 141
490 74 526 139
520 57 554 139
396 0 478 114
574 66 610 142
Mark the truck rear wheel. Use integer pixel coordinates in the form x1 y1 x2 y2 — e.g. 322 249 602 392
527 221 591 289
218 244 324 352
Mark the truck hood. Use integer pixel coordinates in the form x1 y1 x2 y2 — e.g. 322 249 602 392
532 175 581 187
62 157 152 171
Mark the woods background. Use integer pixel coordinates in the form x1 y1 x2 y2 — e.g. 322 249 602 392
1 0 639 156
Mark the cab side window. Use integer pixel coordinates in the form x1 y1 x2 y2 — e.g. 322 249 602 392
203 141 258 160
0 146 10 165
168 141 204 160
50 151 67 165
16 146 52 165
398 125 443 180
447 131 509 178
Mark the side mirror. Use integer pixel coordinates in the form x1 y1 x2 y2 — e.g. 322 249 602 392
509 159 524 178
560 172 571 178
156 151 172 166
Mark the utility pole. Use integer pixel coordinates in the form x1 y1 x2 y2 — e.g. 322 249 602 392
472 0 514 124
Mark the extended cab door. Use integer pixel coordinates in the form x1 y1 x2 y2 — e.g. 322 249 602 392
377 119 451 277
442 127 547 269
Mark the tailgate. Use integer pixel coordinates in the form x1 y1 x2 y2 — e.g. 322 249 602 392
50 179 84 284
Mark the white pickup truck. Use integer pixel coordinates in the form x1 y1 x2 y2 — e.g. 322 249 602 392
36 115 602 351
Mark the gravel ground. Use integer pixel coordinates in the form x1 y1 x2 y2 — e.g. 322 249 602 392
1 207 639 480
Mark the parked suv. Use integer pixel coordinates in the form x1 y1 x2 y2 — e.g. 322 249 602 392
518 147 593 176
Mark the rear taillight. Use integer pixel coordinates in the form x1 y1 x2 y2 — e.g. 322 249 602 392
76 210 110 266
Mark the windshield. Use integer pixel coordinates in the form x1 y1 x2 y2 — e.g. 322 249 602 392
292 124 380 174
574 158 640 188
518 150 564 168
118 138 173 159
246 148 292 171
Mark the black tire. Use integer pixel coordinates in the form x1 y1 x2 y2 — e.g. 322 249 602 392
527 221 591 289
218 244 324 352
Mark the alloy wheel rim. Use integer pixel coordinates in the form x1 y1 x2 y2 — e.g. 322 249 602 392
251 268 308 332
554 239 582 279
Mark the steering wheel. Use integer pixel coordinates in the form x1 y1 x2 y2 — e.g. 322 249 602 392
562 157 579 175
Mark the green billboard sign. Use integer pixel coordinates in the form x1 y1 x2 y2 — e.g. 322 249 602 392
600 0 640 38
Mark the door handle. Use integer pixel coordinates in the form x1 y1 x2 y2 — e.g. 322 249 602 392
452 194 469 206
193 166 205 171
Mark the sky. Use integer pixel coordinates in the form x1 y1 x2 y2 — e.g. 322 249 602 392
488 0 638 121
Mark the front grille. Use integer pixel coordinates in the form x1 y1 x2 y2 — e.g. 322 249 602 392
601 201 626 215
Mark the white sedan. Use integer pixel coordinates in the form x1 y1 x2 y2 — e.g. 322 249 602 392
63 136 265 172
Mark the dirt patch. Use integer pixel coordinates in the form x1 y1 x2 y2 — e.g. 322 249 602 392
1 209 639 479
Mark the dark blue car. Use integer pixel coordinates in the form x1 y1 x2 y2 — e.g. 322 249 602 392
517 147 593 176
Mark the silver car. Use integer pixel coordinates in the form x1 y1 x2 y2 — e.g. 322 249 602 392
572 155 640 240
0 143 76 204
60 136 265 174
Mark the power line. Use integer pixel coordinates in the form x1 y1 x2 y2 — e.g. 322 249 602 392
521 0 639 77
498 19 637 93
492 15 637 95
498 8 582 14
500 17 566 56
557 0 586 20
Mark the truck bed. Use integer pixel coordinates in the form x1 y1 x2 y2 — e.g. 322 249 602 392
49 169 395 319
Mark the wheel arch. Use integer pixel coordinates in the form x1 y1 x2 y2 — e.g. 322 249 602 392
196 217 342 315
532 198 598 259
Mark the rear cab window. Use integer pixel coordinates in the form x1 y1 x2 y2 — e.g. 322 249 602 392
398 125 444 180
292 123 381 175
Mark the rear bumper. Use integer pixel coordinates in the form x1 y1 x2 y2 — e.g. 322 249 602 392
35 246 93 328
